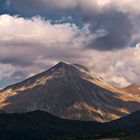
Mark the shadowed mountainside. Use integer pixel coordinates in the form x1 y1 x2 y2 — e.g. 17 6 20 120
0 110 140 140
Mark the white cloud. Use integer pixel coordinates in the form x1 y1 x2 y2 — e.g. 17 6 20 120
0 14 93 87
116 0 140 14
0 64 15 80
86 46 140 87
0 14 140 88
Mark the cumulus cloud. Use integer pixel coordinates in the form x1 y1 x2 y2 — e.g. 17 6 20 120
5 0 139 51
87 46 140 87
0 14 93 87
0 14 140 88
0 14 91 66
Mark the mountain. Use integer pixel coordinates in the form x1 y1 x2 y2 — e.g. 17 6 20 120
100 110 140 139
123 84 140 97
0 62 140 122
106 110 140 132
0 110 100 140
0 109 6 114
0 110 139 140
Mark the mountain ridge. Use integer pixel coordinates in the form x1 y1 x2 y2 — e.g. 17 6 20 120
0 62 140 122
0 110 139 140
123 83 140 97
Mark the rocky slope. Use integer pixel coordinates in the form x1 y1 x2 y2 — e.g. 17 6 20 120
123 84 140 97
0 62 140 122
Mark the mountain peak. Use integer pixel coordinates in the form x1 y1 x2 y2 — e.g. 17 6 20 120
53 61 71 69
57 61 69 65
0 62 140 122
54 61 90 73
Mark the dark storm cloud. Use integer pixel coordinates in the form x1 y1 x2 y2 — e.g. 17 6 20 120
83 9 134 50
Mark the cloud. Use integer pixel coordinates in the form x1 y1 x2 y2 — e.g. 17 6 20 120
5 0 11 7
0 14 140 88
0 14 91 66
11 0 77 11
10 0 140 14
0 14 93 87
6 0 139 51
87 45 140 87
83 9 134 50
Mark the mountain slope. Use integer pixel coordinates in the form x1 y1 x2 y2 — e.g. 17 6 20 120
100 110 140 139
0 110 139 140
106 110 140 132
0 62 140 122
0 110 100 140
123 84 140 97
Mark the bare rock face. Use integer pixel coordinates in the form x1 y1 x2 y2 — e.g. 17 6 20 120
0 62 140 122
123 84 140 97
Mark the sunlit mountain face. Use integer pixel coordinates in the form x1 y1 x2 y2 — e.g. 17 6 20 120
0 62 140 122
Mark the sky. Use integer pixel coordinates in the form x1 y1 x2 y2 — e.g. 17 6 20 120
0 0 140 88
